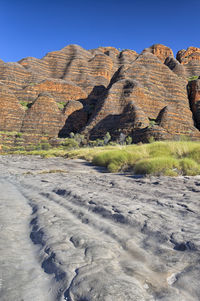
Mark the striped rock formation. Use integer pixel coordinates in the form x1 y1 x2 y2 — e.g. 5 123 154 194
176 47 200 78
82 51 200 141
15 79 87 104
188 78 200 130
0 43 200 145
0 83 25 132
142 44 173 63
21 93 64 136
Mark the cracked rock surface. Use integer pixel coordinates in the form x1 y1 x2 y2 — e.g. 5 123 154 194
0 156 200 301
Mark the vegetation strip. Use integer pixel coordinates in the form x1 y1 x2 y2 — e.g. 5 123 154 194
2 140 200 176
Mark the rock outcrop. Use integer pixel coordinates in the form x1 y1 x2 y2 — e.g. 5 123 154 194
16 79 87 104
82 51 200 141
142 44 173 63
0 83 25 132
176 47 200 78
188 78 200 130
21 93 64 136
0 43 200 147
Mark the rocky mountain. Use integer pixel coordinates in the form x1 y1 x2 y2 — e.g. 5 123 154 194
0 44 200 148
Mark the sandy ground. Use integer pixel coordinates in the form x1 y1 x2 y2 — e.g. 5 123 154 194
0 155 200 301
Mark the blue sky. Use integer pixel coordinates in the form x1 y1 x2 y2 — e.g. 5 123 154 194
1 0 200 62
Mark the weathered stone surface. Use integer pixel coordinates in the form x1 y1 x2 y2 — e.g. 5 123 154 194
59 111 88 137
21 93 64 136
18 45 117 95
0 43 200 144
188 78 200 130
176 47 200 78
118 49 138 66
59 101 88 136
1 157 200 300
164 56 186 78
176 47 200 64
82 79 150 139
142 44 173 63
120 53 200 139
63 100 84 116
16 79 87 104
0 62 33 90
0 83 25 131
83 52 200 140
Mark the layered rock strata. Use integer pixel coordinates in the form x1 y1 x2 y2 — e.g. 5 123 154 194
0 43 200 146
176 47 200 78
0 83 25 132
188 78 200 130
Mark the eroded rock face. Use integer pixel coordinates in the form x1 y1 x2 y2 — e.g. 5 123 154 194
142 44 173 63
0 62 33 90
176 47 200 78
16 79 87 104
83 52 200 140
188 78 200 130
82 79 150 139
164 56 186 78
176 47 200 64
18 44 117 95
0 83 25 131
0 43 200 144
59 101 88 137
21 93 64 136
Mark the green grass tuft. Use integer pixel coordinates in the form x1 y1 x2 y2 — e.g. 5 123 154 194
93 150 141 172
185 147 200 164
147 142 173 157
134 156 179 176
2 140 200 176
188 76 199 81
90 141 200 176
178 158 200 176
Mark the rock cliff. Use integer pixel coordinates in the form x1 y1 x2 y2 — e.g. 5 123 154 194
0 43 200 147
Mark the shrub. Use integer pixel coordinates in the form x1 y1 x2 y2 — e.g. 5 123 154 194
179 135 192 142
2 145 9 151
16 146 25 151
88 140 97 147
95 139 104 146
107 162 120 172
40 143 50 150
62 138 79 149
93 150 141 172
35 141 50 151
104 132 111 145
147 142 172 157
15 132 22 138
74 133 85 145
57 102 66 110
185 147 200 163
69 132 75 138
178 158 200 176
68 141 200 176
125 136 132 145
148 136 155 143
188 76 198 81
20 101 32 110
148 120 157 128
108 141 118 146
35 143 42 150
134 157 179 176
119 132 126 145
